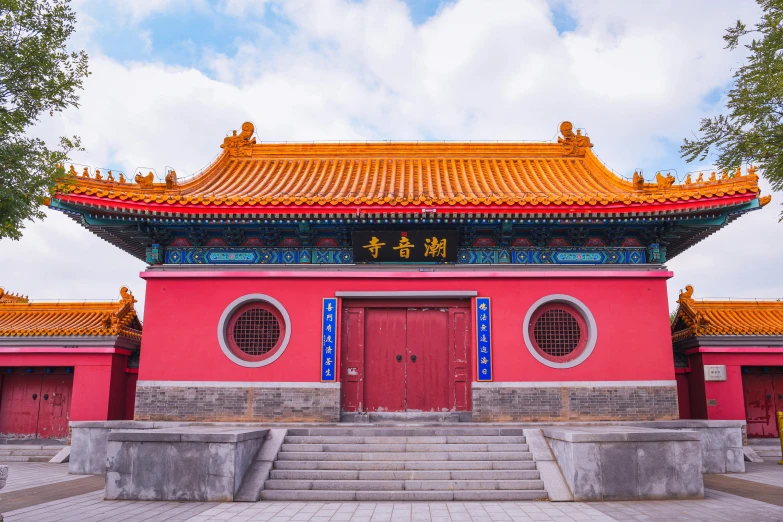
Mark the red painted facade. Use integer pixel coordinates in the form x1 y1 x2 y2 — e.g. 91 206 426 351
138 270 674 394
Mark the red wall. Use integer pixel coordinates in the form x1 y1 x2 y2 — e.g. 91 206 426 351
139 270 674 384
675 371 691 419
684 349 783 421
124 371 138 419
0 349 134 421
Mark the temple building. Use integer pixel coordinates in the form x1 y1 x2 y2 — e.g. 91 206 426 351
46 120 769 423
0 287 141 438
672 286 783 438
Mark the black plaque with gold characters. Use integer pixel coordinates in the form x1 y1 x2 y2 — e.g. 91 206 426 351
352 231 459 263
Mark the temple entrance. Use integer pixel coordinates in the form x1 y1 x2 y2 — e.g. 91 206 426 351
0 370 73 439
742 367 783 438
340 300 471 413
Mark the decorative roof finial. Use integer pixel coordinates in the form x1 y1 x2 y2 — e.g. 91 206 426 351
632 171 644 191
134 171 154 189
0 288 29 303
557 121 593 157
221 121 256 156
678 285 694 303
655 172 675 189
760 194 772 207
165 170 177 189
120 286 137 304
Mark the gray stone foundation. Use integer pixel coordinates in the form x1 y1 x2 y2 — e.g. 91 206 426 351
472 382 678 422
544 426 704 501
133 381 340 422
105 427 268 501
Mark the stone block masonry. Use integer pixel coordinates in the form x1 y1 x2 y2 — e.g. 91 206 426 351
472 382 678 422
133 381 340 422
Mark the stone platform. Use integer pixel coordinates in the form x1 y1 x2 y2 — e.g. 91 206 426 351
68 420 746 503
104 426 268 502
543 426 704 501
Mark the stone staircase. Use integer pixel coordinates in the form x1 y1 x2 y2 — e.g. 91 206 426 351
748 438 782 461
0 444 64 462
260 427 548 501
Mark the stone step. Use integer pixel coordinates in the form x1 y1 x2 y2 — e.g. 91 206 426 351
287 428 526 437
279 443 529 453
0 449 62 456
277 451 533 462
755 448 783 458
260 489 548 501
0 455 53 462
273 460 538 471
284 436 527 445
269 469 541 481
0 444 64 450
265 478 545 491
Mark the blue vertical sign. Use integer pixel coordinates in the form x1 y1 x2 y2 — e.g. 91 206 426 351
321 298 338 381
476 297 492 381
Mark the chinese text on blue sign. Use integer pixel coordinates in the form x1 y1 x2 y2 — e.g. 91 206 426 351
476 297 492 381
321 298 337 381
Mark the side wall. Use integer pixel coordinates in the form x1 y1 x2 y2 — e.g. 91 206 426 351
684 350 783 422
0 349 135 422
136 269 677 422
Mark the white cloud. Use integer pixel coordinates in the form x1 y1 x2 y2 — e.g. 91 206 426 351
1 0 779 313
102 0 210 22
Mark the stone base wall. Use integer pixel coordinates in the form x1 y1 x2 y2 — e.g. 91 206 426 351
134 382 340 422
472 383 679 422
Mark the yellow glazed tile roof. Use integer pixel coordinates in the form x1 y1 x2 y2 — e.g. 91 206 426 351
672 285 783 342
0 287 142 340
57 122 763 209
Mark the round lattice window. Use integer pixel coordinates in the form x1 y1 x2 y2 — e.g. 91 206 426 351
523 295 597 369
218 294 291 367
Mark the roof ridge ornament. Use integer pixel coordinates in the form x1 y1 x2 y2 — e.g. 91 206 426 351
678 285 694 303
120 286 137 304
557 121 593 157
655 171 675 190
135 171 154 189
0 288 29 304
221 121 256 157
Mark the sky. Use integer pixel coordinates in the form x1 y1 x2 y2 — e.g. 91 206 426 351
0 0 780 319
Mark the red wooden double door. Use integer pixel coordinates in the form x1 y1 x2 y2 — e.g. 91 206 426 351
0 372 73 439
743 368 783 438
341 300 471 413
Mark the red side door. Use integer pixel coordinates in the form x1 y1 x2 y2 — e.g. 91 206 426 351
0 374 43 438
449 308 471 411
406 308 450 412
743 373 777 437
775 375 783 437
363 308 407 412
340 307 365 412
36 374 73 439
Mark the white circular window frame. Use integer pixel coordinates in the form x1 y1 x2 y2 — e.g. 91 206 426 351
523 294 598 369
217 294 292 368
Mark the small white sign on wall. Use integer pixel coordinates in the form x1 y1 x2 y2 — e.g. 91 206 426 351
704 365 727 382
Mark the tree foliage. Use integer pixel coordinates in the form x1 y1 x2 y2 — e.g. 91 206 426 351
0 0 88 240
681 0 783 213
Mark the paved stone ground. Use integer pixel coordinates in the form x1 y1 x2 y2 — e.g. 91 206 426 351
0 462 83 493
731 460 783 488
5 492 783 521
4 462 783 521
